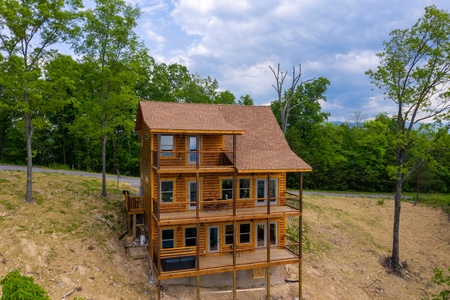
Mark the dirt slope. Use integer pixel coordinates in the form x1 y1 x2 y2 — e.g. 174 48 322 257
0 171 449 299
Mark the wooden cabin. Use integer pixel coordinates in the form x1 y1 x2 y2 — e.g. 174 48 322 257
132 101 311 299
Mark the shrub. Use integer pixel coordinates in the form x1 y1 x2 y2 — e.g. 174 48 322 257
423 267 450 300
0 269 50 300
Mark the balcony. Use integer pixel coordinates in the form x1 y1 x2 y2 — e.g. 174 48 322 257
152 149 235 173
123 191 144 214
152 196 301 225
153 243 301 280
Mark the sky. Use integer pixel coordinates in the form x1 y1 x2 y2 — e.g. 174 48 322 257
124 0 450 122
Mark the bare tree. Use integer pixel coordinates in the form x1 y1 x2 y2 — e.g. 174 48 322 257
270 64 312 135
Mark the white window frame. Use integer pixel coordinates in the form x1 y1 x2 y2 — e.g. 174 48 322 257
160 135 174 157
255 178 278 206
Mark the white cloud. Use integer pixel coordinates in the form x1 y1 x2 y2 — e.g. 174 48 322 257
138 0 450 120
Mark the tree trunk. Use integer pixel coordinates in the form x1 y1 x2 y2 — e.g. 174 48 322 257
101 131 107 197
25 112 33 203
391 149 405 271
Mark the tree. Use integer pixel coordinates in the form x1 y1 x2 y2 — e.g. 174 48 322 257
366 5 450 272
0 0 82 202
72 0 143 196
238 94 254 105
270 64 329 135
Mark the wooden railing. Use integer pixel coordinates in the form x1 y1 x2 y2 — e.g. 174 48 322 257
123 191 144 214
152 149 235 169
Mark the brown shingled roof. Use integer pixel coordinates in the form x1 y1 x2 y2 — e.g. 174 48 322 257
136 101 312 172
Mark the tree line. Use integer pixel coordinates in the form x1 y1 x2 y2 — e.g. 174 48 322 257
1 1 449 199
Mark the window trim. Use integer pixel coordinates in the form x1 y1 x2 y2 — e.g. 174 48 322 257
160 179 175 203
224 224 234 246
255 177 279 206
161 228 175 249
184 227 197 247
238 178 251 199
239 223 251 245
160 135 174 157
187 135 200 164
220 177 233 200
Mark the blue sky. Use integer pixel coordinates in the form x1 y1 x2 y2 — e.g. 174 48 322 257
126 0 450 122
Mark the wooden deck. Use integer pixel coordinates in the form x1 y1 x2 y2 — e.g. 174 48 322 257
155 205 300 225
157 248 299 280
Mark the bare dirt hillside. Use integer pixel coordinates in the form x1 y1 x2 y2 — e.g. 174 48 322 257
0 171 449 299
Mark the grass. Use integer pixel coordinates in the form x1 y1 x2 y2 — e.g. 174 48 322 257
415 193 450 213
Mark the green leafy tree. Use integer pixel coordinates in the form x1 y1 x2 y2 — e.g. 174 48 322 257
72 0 143 196
366 5 450 272
238 94 254 105
0 0 82 202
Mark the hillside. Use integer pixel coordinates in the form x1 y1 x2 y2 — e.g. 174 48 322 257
0 171 449 299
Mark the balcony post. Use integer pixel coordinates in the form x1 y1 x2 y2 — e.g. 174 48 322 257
299 172 303 300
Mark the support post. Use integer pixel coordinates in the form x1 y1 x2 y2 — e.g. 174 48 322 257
299 172 303 300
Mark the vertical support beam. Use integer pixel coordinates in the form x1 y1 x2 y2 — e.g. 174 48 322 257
233 134 238 300
156 171 161 284
157 280 161 300
196 275 200 300
266 173 271 299
299 172 303 300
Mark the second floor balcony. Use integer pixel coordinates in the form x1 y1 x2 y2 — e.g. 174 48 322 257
152 149 235 172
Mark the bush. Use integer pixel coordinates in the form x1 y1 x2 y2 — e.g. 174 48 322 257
423 267 450 300
0 269 50 300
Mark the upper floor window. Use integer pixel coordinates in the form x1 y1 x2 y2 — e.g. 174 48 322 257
161 135 174 157
188 136 198 164
239 178 250 199
221 178 233 200
161 180 174 203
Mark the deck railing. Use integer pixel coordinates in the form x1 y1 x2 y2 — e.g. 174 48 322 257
125 194 144 214
152 149 235 169
152 196 301 222
152 243 300 276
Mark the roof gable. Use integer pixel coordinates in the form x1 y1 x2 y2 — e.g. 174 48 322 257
136 101 311 172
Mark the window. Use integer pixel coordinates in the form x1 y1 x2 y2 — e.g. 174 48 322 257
239 178 250 199
188 136 198 164
225 224 234 245
221 178 233 200
160 135 174 157
239 223 250 244
161 180 174 203
184 227 197 247
162 229 174 249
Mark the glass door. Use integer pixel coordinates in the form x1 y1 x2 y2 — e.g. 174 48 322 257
208 226 219 252
255 222 277 249
188 180 198 210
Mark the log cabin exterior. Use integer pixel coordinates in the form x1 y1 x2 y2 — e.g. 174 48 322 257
133 101 312 299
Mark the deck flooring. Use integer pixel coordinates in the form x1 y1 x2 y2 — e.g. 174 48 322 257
157 206 300 224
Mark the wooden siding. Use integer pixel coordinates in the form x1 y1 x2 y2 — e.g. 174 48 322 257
153 134 228 168
153 218 286 256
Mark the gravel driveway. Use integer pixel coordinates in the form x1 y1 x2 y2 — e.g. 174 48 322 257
0 164 140 188
1 164 402 199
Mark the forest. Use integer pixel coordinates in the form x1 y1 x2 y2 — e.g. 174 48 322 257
1 0 449 195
